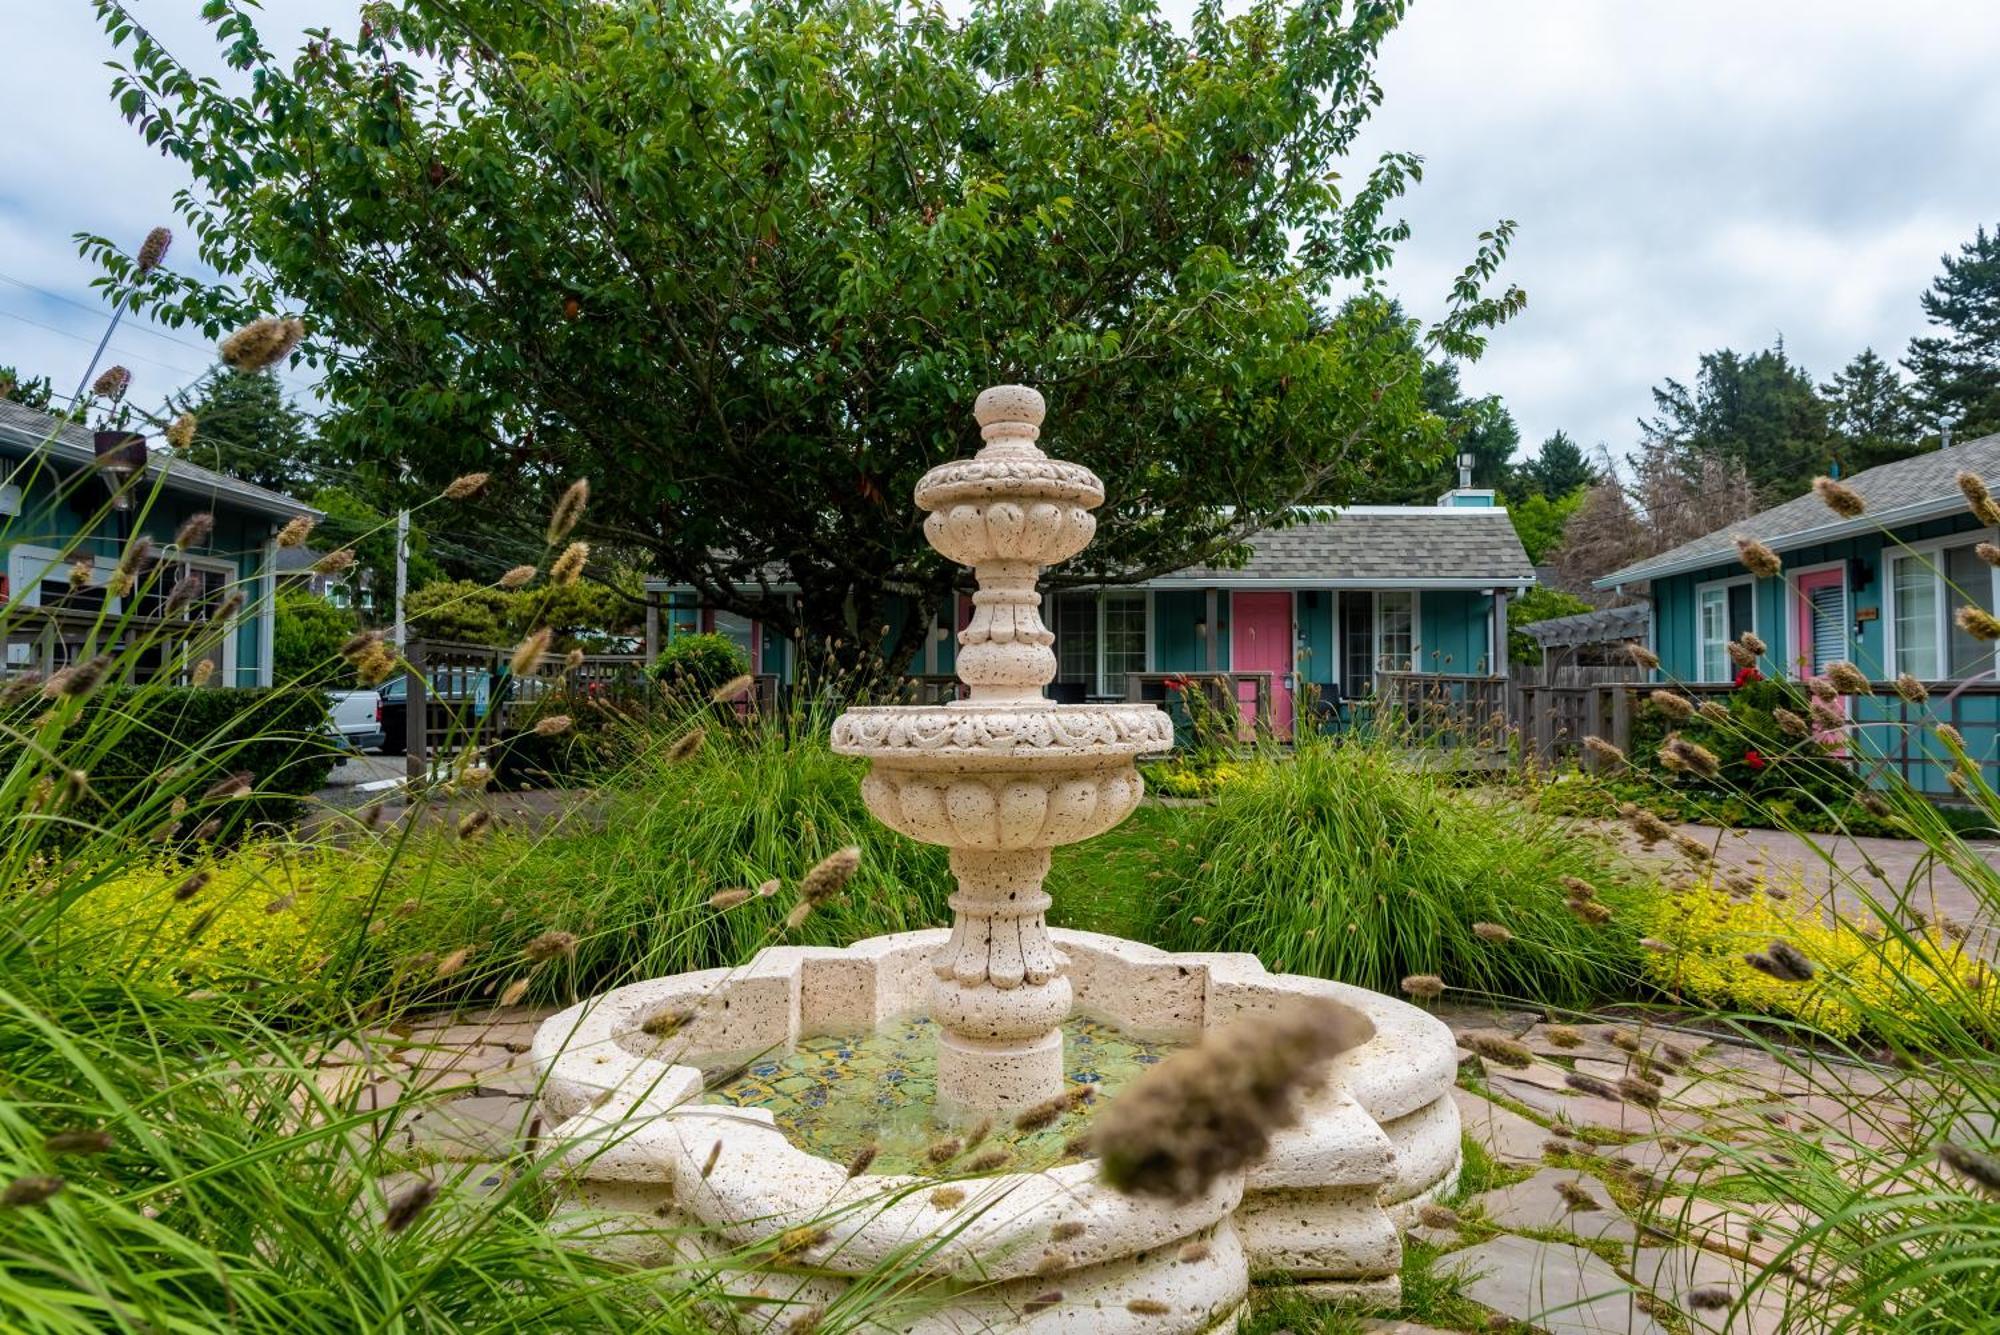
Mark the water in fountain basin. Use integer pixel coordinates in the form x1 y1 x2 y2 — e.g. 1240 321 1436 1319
701 1013 1183 1175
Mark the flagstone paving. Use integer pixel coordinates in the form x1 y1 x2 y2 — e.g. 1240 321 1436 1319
311 999 1903 1333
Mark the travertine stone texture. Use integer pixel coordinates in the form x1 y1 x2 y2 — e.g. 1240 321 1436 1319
532 930 1464 1327
831 384 1174 1114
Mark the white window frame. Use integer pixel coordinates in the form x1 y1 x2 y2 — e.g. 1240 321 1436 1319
1883 533 2000 682
1373 589 1419 674
1785 559 1850 679
1054 590 1153 697
1694 574 1758 684
8 543 122 612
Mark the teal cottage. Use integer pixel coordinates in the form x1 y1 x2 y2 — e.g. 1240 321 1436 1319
646 484 1536 737
1596 431 2000 793
0 399 317 686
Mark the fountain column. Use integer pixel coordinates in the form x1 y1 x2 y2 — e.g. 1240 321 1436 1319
834 385 1171 1114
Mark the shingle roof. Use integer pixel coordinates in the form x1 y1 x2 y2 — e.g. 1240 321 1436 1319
1598 432 2000 588
1521 602 1650 648
1147 508 1535 587
0 398 317 520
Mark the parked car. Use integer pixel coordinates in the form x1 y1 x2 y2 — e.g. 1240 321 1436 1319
327 687 385 753
376 674 408 755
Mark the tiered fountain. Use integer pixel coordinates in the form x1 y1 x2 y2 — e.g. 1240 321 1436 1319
533 387 1462 1331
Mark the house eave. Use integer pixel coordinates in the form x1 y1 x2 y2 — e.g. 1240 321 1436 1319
0 420 319 521
1592 495 1970 590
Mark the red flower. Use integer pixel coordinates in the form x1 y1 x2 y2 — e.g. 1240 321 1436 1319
1163 674 1191 693
1734 666 1763 687
1743 748 1767 771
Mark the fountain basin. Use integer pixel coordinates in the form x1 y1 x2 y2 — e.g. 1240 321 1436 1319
531 930 1462 1331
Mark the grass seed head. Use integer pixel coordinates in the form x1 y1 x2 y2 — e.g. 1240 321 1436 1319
1582 735 1626 768
1555 1178 1599 1210
3 1175 65 1207
1957 604 2000 642
1564 1071 1621 1100
547 478 590 542
846 1143 878 1178
550 541 589 586
510 627 552 677
1624 642 1661 670
1815 474 1867 518
929 1186 965 1208
1050 1219 1085 1242
1745 939 1815 983
1894 672 1930 703
383 1179 438 1233
1126 1299 1171 1316
1463 1032 1535 1069
276 515 315 548
967 1146 1011 1172
173 512 214 549
523 930 578 963
172 870 210 902
219 316 305 372
1543 1025 1583 1048
435 946 472 978
1825 661 1872 695
708 887 753 911
498 563 536 589
1733 535 1782 578
1400 973 1445 1000
1773 707 1809 737
1938 1141 2000 1196
91 365 132 399
1416 1203 1461 1230
1686 1285 1735 1312
666 726 706 762
312 548 355 575
1092 997 1367 1202
1471 921 1514 943
701 1140 722 1179
42 1129 115 1155
1033 1249 1069 1276
1619 1076 1662 1108
1662 737 1721 780
1024 1292 1062 1314
443 471 490 500
799 846 861 905
136 225 172 274
1648 690 1694 721
457 809 492 840
710 672 756 703
532 713 573 736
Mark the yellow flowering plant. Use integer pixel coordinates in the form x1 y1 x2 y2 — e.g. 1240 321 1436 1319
1644 878 1996 1042
56 844 367 991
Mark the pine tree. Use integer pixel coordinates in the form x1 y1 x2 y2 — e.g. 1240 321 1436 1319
1518 430 1594 497
1905 224 2000 443
167 369 323 492
1641 343 1834 502
1822 348 1918 472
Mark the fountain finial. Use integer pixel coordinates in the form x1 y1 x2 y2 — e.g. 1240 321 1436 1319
972 383 1045 452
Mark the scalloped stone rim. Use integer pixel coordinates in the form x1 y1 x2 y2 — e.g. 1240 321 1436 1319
830 703 1175 767
532 929 1461 1331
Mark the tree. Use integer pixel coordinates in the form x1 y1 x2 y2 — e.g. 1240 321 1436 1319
1515 430 1593 499
167 368 323 492
1821 348 1918 473
1905 224 2000 442
88 0 1522 668
0 366 59 414
1641 344 1834 502
1507 586 1592 667
1507 488 1584 565
309 485 442 616
1547 448 1758 594
405 578 639 651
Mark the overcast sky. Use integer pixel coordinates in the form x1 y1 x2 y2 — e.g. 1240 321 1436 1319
3 1 1996 464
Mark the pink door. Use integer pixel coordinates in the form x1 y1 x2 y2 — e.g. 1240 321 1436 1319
1231 592 1294 738
1793 567 1849 741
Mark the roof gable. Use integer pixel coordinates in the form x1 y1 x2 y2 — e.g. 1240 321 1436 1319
1597 432 2000 588
1149 508 1535 587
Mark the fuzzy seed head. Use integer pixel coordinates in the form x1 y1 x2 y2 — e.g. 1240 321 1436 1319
1894 673 1930 704
799 846 860 906
666 726 706 763
1126 1299 1171 1316
1745 939 1815 983
1957 604 2000 642
1686 1285 1735 1312
1582 735 1626 768
510 627 552 678
565 647 585 671
550 541 588 586
1725 639 1758 670
44 654 112 699
547 478 589 542
532 713 573 737
523 929 578 963
3 1175 65 1208
312 548 356 575
1825 661 1873 695
435 946 472 978
43 1129 115 1155
1554 1178 1599 1210
846 1143 878 1178
173 870 210 902
1400 973 1445 1000
1564 1071 1621 1100
383 1179 438 1233
710 672 755 703
967 1146 1011 1173
275 515 315 549
498 563 536 589
1471 921 1513 943
443 472 490 501
708 887 753 911
1619 1076 1662 1108
1938 1141 2000 1196
499 977 531 1006
1050 1220 1085 1242
91 365 132 400
929 1186 965 1209
1543 1025 1583 1048
136 226 172 274
1463 1032 1535 1069
173 512 215 550
1648 690 1695 722
219 316 306 373
701 1140 722 1179
1625 642 1661 670
1092 997 1368 1202
1024 1292 1062 1314
1740 631 1767 656
163 411 197 450
456 808 492 840
1815 475 1867 518
1733 535 1782 578
1416 1203 1462 1230
203 770 254 801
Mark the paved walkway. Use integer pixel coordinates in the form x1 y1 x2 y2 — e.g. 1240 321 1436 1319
1603 819 1998 947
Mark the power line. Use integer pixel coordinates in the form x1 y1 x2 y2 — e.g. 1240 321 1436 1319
0 271 220 359
0 303 208 379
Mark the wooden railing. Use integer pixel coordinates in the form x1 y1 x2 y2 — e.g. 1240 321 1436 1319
1123 671 1275 741
1375 671 1512 758
2 604 230 687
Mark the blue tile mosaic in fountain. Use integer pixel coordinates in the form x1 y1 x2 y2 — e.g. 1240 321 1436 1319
701 1013 1181 1176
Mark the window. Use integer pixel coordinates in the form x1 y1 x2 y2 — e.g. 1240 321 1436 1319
1892 541 1999 679
1053 591 1148 696
1376 591 1415 672
1341 592 1373 690
1695 578 1756 682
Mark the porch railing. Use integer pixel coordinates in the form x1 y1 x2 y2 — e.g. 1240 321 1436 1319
1124 671 1275 740
2 605 231 687
1375 671 1512 758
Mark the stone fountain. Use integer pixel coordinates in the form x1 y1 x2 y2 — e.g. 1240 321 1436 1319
532 387 1462 1331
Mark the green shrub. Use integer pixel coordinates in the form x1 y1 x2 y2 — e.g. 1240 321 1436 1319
0 686 339 838
1149 735 1643 1006
649 631 750 694
363 709 952 1006
273 590 360 687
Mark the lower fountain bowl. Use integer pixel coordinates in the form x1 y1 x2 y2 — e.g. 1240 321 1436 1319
531 930 1462 1331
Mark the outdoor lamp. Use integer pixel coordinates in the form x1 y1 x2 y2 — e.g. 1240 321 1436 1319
93 430 148 511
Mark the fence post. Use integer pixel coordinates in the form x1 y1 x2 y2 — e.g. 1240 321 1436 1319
1609 684 1633 760
404 637 428 785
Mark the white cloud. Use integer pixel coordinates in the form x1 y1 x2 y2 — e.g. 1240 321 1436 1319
2 0 1995 464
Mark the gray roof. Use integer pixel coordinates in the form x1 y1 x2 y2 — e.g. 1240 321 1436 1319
1147 508 1535 588
1522 602 1650 648
1598 432 2000 588
0 398 317 520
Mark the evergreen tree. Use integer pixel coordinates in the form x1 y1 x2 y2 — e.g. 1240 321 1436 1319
1517 430 1594 498
0 366 59 414
1641 342 1834 502
1905 224 2000 442
1822 348 1918 472
167 369 323 492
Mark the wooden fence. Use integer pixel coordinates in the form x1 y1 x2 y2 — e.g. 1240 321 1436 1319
3 604 230 687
